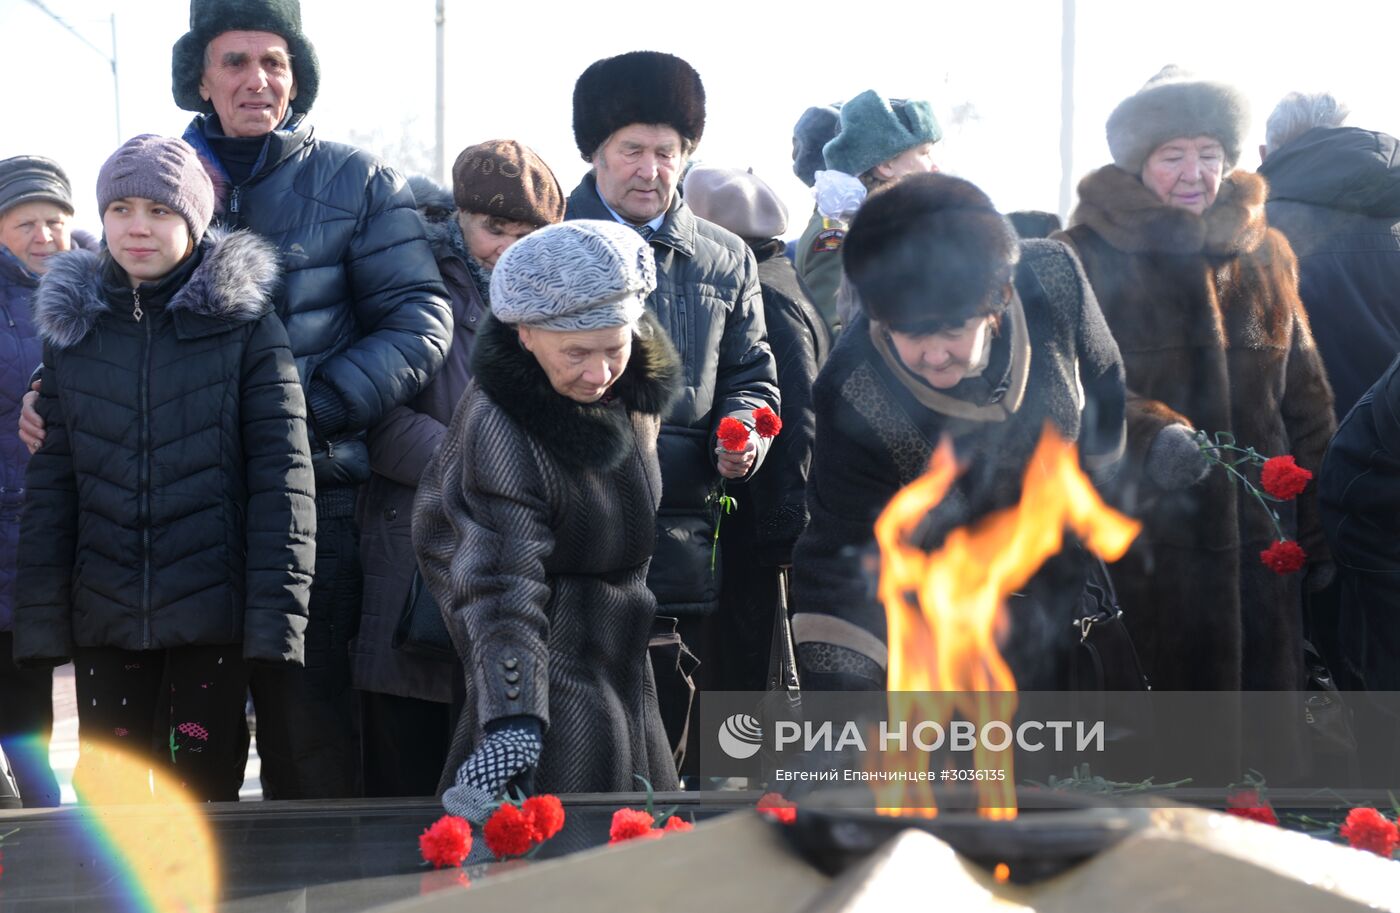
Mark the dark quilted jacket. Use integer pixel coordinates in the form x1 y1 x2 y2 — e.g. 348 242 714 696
414 312 682 795
1 249 44 632
566 175 780 614
15 230 316 666
183 113 452 487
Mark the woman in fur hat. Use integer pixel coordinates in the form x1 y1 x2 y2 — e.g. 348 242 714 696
15 135 315 801
791 173 1126 692
353 140 563 798
1055 68 1336 699
414 220 682 819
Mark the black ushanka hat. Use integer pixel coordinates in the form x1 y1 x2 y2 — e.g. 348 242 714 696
572 51 705 160
172 0 320 115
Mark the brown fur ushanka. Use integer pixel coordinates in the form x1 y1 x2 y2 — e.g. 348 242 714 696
1057 166 1335 696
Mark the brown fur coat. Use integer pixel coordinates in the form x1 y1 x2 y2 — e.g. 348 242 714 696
1057 167 1334 693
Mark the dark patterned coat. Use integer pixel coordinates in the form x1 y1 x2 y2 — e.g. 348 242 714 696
414 311 683 794
1057 167 1336 692
791 240 1126 691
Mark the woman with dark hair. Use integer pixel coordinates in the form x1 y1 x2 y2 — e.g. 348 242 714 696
791 172 1127 692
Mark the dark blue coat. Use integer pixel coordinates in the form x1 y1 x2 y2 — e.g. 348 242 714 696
183 113 452 487
1320 355 1400 689
0 249 43 632
1261 126 1400 418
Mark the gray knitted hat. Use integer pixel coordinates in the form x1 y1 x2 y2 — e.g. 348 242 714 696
683 165 788 240
823 89 942 177
0 156 74 217
97 135 216 243
1106 66 1251 173
490 220 655 331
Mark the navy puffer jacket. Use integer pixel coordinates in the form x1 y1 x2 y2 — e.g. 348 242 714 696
15 230 316 666
183 114 452 487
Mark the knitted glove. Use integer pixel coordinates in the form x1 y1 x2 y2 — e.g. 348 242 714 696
1145 424 1210 490
442 716 543 822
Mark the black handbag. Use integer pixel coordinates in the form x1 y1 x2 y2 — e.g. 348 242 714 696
1070 556 1150 692
390 570 456 661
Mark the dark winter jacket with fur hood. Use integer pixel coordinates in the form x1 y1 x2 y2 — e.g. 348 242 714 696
14 230 316 667
414 310 682 795
1058 166 1335 694
354 178 488 703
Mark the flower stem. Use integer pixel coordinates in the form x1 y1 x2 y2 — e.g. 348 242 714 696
1201 443 1287 541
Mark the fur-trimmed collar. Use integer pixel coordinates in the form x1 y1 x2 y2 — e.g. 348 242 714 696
1070 166 1269 256
33 227 280 349
470 310 682 472
408 175 493 304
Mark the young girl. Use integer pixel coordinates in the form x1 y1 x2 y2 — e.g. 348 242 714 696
14 135 316 802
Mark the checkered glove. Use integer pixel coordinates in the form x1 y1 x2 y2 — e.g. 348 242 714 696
442 716 543 822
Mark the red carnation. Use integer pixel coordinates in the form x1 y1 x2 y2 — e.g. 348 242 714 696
717 416 751 452
756 792 798 824
609 808 659 844
419 815 473 869
1340 807 1400 857
483 803 536 858
1224 789 1278 826
1260 455 1312 500
662 816 693 833
522 794 565 843
753 406 783 439
1260 540 1307 575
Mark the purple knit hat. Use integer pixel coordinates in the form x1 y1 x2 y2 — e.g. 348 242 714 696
97 135 215 243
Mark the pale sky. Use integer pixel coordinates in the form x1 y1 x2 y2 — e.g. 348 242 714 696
5 0 1400 236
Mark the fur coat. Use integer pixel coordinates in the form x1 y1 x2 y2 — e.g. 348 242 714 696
1058 166 1335 693
414 310 683 795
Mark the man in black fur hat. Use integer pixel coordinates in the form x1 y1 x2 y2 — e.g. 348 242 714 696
565 51 780 769
21 0 453 799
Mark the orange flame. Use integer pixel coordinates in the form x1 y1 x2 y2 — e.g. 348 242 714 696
873 425 1140 819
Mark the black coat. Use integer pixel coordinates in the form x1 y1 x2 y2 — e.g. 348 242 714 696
566 175 780 614
414 312 683 794
715 240 830 690
1261 126 1400 418
15 231 316 666
183 114 453 487
1320 355 1400 689
791 240 1126 690
354 180 487 703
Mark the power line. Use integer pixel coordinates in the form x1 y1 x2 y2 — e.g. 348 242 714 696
25 0 121 144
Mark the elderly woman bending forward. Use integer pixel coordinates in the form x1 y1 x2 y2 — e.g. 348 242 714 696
1055 68 1335 695
414 220 682 819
